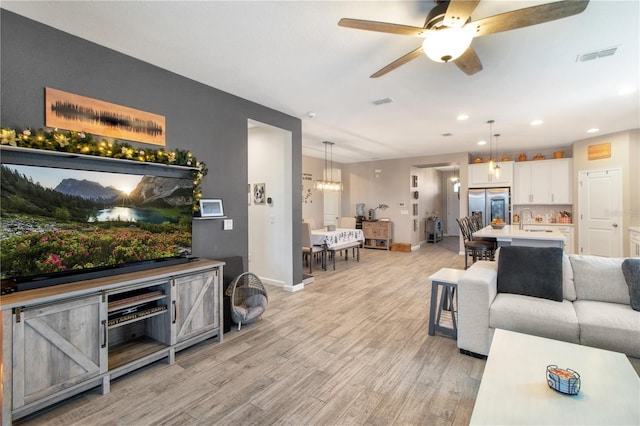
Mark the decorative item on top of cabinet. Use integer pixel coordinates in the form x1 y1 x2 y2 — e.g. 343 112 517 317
362 221 392 250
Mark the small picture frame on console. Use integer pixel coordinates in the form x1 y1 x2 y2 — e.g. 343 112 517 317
199 198 225 217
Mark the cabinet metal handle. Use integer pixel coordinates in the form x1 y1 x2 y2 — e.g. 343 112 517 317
612 223 618 228
101 319 107 349
172 300 177 324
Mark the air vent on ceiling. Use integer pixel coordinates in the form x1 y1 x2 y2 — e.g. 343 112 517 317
577 46 618 62
371 97 393 106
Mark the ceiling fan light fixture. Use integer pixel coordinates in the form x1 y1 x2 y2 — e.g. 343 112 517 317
421 27 473 63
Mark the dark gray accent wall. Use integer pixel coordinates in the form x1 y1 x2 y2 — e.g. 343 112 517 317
1 10 302 283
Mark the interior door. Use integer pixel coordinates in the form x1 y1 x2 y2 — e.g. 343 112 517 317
578 169 622 257
323 168 341 227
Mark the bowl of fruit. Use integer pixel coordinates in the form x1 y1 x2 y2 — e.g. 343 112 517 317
491 217 506 229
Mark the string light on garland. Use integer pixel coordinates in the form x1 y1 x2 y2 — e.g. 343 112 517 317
1 126 207 212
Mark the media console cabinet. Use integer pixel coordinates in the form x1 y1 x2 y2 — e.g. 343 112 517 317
0 258 224 424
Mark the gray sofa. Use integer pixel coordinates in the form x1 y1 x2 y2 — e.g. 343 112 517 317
457 252 640 358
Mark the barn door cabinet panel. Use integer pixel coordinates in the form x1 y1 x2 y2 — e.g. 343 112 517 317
172 269 222 348
11 294 107 416
1 259 223 424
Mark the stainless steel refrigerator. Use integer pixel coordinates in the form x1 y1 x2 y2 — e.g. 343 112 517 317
468 187 510 228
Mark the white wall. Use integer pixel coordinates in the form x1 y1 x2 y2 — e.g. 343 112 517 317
572 129 640 256
342 152 469 246
301 155 326 229
248 124 292 287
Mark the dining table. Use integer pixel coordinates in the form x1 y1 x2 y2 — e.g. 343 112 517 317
311 228 365 270
311 228 365 250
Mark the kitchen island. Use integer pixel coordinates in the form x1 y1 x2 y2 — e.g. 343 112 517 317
473 225 565 249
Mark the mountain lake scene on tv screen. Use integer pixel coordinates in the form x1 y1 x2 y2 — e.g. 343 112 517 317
0 164 193 281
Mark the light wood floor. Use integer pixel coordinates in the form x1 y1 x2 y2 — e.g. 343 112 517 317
15 243 640 425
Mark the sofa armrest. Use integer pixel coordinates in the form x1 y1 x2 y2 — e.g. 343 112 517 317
457 260 498 356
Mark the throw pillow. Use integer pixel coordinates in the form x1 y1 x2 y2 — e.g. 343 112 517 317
497 246 564 302
622 258 640 311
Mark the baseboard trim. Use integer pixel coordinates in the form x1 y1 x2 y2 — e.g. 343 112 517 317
284 282 305 292
459 348 488 359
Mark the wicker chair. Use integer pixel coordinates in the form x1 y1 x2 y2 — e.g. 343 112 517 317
228 272 268 330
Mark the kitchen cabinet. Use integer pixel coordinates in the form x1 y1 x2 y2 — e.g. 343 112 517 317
363 221 392 250
522 223 574 254
631 228 640 257
1 259 223 424
468 162 513 187
514 159 572 205
11 294 107 415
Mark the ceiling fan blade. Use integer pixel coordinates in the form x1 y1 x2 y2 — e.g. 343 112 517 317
469 0 589 38
443 0 480 28
370 47 424 78
454 47 483 75
338 18 426 37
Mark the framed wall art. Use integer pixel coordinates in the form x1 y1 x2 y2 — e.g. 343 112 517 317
253 183 266 205
45 87 166 146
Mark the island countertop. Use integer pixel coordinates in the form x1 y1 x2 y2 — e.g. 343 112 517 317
474 225 566 248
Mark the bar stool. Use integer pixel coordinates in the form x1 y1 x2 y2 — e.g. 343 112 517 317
456 217 495 269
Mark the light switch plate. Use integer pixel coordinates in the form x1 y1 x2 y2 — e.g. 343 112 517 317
223 219 233 230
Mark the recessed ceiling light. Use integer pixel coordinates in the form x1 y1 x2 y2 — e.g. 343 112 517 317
477 140 487 145
587 128 599 133
531 119 543 126
618 87 637 96
457 114 469 121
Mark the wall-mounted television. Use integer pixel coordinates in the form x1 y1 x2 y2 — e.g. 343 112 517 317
1 161 194 294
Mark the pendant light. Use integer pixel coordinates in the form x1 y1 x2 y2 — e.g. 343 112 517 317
314 141 342 191
487 120 495 176
493 133 501 179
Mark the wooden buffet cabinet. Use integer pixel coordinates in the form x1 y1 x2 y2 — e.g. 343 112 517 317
362 221 393 250
1 259 223 424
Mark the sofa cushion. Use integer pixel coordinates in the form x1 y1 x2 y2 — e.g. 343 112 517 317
562 254 577 302
573 300 640 358
569 255 630 304
497 246 563 302
490 293 580 344
621 258 640 311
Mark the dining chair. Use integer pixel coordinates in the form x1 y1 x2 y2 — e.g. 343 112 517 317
303 218 316 230
338 217 356 229
302 222 325 273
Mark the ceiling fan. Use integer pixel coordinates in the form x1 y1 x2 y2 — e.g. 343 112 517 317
338 0 589 77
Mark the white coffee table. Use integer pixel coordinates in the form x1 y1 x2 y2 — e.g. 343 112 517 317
471 329 640 425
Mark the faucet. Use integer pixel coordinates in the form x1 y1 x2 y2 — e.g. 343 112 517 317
519 208 535 230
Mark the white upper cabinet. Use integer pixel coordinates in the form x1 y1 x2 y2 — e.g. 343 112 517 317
468 162 513 187
514 159 572 205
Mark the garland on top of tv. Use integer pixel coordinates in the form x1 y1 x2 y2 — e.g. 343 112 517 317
1 127 207 211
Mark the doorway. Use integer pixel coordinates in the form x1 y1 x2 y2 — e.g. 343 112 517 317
578 168 623 257
247 120 293 288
